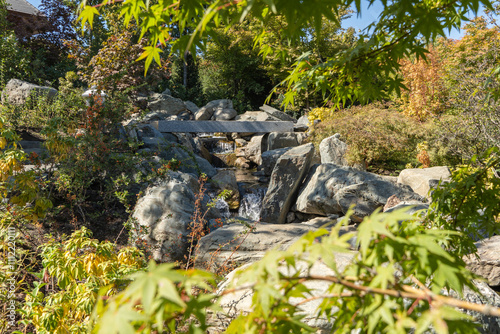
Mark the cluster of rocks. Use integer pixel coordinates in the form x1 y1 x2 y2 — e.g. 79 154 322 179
3 79 499 332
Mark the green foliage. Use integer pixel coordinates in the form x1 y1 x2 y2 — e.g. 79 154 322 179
310 104 432 171
2 72 86 131
168 52 204 105
225 209 480 334
21 227 145 333
90 261 217 334
426 147 500 257
0 0 32 88
200 21 274 111
79 0 495 107
0 115 53 221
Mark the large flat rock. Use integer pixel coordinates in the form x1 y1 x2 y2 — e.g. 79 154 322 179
152 120 294 133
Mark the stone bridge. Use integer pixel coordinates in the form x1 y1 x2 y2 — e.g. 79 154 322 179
152 120 294 133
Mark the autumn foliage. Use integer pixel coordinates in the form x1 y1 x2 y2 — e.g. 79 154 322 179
398 46 448 121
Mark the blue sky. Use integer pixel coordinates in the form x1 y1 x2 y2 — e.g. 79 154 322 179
342 2 485 40
28 0 483 40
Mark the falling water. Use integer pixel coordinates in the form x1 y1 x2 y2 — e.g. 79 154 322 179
208 192 231 219
214 141 235 154
238 188 267 221
214 197 231 219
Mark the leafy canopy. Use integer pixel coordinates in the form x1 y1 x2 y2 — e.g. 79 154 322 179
78 0 493 107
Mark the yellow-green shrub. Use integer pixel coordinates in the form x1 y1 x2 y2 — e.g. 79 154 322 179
21 227 146 334
310 103 433 171
307 107 334 126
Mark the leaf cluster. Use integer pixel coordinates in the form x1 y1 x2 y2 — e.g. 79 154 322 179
22 227 146 333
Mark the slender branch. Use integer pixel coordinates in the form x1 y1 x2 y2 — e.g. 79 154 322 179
221 273 500 318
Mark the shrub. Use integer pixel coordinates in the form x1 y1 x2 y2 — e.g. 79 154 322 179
397 46 448 121
21 227 145 333
310 103 432 171
1 72 85 131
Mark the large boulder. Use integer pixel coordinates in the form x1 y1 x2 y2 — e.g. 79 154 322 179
213 107 237 120
319 133 349 166
259 104 297 122
295 164 424 222
184 101 199 114
1 79 57 105
260 147 293 176
211 169 240 210
397 166 451 198
235 111 281 122
245 134 268 165
195 99 233 120
195 217 357 271
260 143 315 224
132 172 221 262
266 132 307 151
211 254 356 333
147 92 187 115
464 235 500 287
159 145 217 178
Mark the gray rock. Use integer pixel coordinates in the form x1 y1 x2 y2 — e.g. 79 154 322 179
267 132 307 151
297 115 310 127
235 111 280 122
260 147 293 176
141 137 169 149
259 104 297 122
383 201 429 216
132 172 220 262
196 216 355 271
295 164 424 222
319 133 349 166
195 99 233 120
160 145 217 178
260 143 315 224
191 137 212 162
397 166 451 198
294 124 309 132
162 88 172 95
449 280 500 333
147 93 187 115
184 101 199 114
1 79 57 105
464 235 500 286
245 134 268 165
213 108 237 120
212 254 356 332
135 124 164 140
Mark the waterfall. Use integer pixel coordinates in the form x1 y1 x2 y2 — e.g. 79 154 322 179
214 197 231 219
214 141 234 154
207 192 231 219
238 188 267 221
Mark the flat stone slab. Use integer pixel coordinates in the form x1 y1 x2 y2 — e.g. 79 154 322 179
152 120 294 133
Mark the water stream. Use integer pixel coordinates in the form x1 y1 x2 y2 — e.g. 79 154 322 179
238 187 267 221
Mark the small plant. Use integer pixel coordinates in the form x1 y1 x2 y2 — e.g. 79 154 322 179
416 141 431 167
21 227 146 333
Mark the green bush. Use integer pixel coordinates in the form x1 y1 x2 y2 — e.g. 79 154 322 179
1 72 85 131
310 103 433 171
